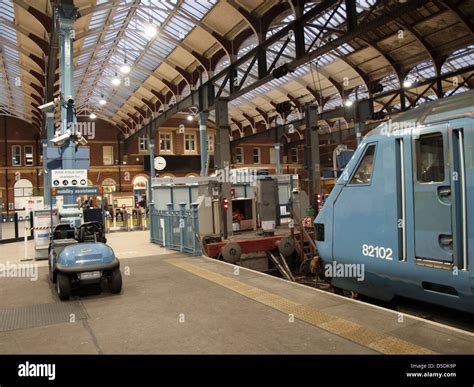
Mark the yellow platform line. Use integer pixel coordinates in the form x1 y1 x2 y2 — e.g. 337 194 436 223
167 259 435 355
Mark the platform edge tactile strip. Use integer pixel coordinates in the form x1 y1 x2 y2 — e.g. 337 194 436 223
167 259 435 355
0 302 88 332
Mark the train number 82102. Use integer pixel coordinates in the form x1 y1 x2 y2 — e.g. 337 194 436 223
362 244 393 260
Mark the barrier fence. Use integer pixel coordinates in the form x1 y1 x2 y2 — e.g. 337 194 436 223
150 202 200 256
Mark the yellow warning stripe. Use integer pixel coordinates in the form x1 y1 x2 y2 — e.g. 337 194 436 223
25 226 51 231
168 259 435 355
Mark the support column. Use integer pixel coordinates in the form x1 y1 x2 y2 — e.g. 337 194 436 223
43 111 55 208
354 121 364 146
274 143 281 175
148 137 155 243
400 86 407 112
57 2 77 206
214 98 233 238
304 105 321 209
198 111 208 176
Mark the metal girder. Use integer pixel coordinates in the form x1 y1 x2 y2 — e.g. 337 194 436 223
225 0 259 39
126 0 433 144
13 0 51 33
105 0 186 114
0 17 49 56
231 64 474 144
75 0 136 104
176 6 234 59
392 19 437 71
445 73 473 96
438 0 474 33
0 36 44 71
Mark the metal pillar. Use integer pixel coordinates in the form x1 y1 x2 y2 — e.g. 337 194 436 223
57 2 77 206
400 86 407 111
198 111 208 176
214 98 233 238
304 104 321 209
354 121 364 146
274 143 281 175
148 138 155 243
43 111 55 208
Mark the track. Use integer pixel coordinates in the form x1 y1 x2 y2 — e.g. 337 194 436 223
294 275 474 333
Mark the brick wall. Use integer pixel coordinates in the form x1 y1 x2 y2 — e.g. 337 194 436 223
0 115 216 214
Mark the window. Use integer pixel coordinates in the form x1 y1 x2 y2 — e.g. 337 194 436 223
235 147 243 164
185 133 196 153
24 145 33 166
159 133 172 153
103 146 114 165
14 179 33 211
138 135 149 152
253 147 261 164
207 134 214 153
416 133 445 183
290 147 298 163
350 144 376 185
12 145 21 166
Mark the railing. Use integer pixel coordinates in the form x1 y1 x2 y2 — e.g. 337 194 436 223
150 202 201 256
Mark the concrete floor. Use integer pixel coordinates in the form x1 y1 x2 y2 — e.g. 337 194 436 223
1 231 473 354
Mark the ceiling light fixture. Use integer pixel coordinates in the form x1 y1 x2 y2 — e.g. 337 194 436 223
89 112 97 119
344 99 353 107
120 59 131 74
403 79 413 88
144 22 157 39
111 73 121 86
99 94 107 106
187 114 193 121
120 63 131 74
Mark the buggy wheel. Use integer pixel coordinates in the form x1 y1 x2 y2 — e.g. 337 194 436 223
109 268 122 294
56 273 71 301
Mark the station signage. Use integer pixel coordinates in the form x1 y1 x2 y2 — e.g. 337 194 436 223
53 186 99 196
51 169 88 187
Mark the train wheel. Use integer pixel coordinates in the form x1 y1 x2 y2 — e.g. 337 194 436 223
221 242 241 264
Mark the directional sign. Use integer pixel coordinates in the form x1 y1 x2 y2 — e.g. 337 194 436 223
51 169 87 187
54 186 99 196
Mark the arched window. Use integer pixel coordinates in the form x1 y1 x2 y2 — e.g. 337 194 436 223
441 46 474 74
405 61 436 85
133 175 148 190
14 179 33 211
102 178 116 194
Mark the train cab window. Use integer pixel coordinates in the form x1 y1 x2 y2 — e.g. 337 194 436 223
416 133 445 183
349 144 376 185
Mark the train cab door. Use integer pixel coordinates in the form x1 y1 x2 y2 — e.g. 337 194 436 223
413 126 454 263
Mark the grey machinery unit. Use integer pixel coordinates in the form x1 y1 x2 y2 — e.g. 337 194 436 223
256 177 279 234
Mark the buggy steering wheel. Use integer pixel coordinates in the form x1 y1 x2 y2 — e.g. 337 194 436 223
77 222 105 242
